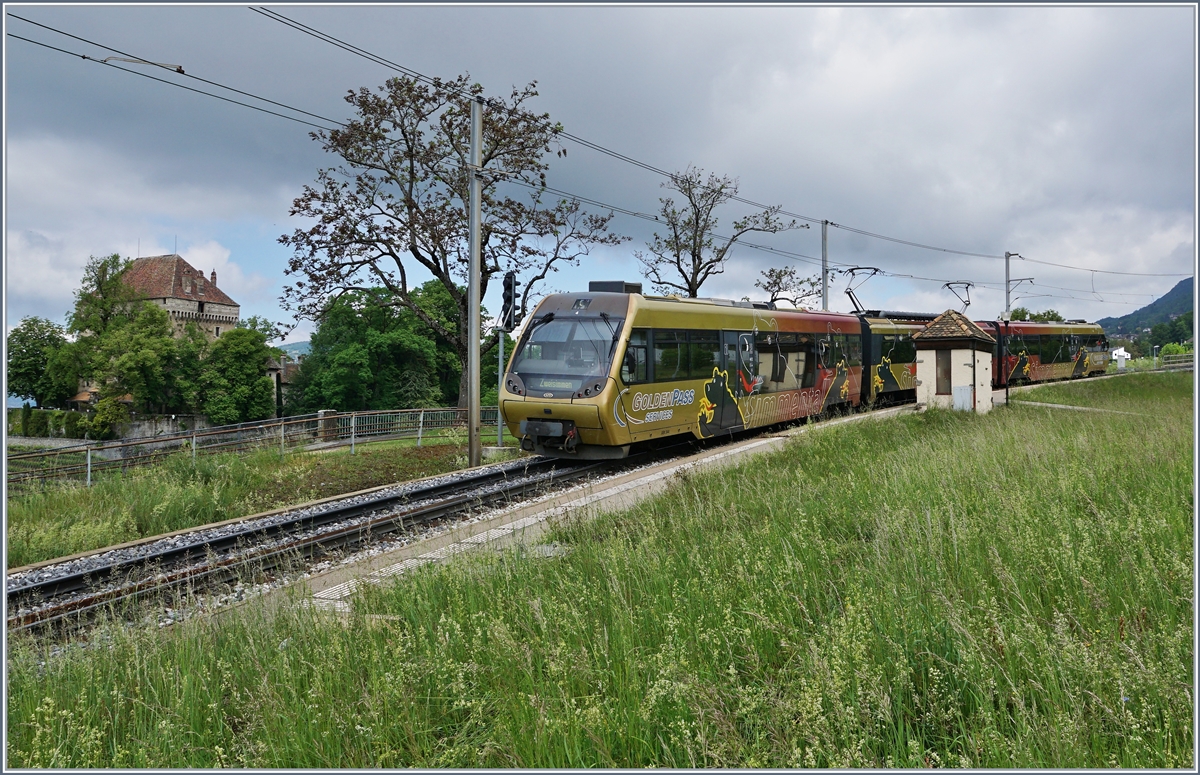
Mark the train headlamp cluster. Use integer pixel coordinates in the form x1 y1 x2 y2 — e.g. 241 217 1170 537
505 373 526 396
576 379 605 398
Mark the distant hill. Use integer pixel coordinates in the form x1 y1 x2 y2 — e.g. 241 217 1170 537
1097 277 1193 335
277 341 310 359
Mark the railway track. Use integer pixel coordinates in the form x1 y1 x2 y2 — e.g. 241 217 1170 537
7 455 613 635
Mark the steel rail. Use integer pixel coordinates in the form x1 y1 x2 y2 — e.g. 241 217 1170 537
9 457 575 599
9 462 609 633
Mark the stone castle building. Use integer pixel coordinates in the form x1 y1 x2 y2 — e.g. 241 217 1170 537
122 254 240 340
70 253 298 418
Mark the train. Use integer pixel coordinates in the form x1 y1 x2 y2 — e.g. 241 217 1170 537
499 282 1110 459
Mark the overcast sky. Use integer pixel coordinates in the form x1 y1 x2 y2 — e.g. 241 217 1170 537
4 3 1196 344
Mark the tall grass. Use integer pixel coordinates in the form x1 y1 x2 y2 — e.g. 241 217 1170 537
6 373 1192 767
6 442 468 569
1017 371 1192 412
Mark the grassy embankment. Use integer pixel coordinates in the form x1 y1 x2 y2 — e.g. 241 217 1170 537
5 433 510 569
6 372 1193 767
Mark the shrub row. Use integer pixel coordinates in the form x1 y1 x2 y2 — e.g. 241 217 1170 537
8 407 87 439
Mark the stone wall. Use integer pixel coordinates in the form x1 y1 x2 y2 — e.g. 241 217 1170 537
125 414 211 438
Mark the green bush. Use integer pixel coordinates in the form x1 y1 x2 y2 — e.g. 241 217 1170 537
24 410 50 438
62 411 84 439
83 397 129 441
8 408 22 436
20 404 32 436
47 410 64 437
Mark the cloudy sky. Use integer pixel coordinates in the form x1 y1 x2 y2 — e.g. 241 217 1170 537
4 4 1195 344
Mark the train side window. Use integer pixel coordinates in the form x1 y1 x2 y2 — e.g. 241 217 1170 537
893 336 916 364
652 329 686 382
797 335 817 388
1043 334 1065 363
846 334 862 367
622 330 649 383
817 335 834 369
687 331 721 379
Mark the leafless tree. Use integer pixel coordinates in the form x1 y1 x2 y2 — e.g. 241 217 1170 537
755 266 829 309
635 167 798 297
279 73 626 405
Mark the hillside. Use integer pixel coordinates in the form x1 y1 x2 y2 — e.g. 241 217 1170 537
1097 277 1193 334
277 341 310 359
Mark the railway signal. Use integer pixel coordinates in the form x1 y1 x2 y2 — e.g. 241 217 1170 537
500 270 518 332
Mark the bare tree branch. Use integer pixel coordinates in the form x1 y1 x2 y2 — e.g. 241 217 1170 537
279 73 626 405
635 166 798 297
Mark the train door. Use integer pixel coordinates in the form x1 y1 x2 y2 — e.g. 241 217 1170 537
704 331 747 433
723 331 759 397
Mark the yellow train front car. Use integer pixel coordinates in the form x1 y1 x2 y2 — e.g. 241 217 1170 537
500 285 864 460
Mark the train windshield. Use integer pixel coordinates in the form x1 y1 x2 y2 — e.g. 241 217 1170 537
511 316 624 392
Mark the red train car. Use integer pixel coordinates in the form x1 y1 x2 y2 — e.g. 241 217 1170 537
975 320 1110 387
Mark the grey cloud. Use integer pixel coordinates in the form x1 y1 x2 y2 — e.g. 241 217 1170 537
5 5 1193 328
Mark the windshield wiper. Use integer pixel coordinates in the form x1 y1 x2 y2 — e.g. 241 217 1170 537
526 312 555 334
599 312 621 357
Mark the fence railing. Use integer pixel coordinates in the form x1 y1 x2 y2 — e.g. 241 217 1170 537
6 406 502 491
1160 353 1194 371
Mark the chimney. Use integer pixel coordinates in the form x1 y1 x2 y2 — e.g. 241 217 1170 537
210 269 217 286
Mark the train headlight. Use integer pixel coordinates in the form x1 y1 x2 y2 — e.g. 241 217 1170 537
505 373 526 396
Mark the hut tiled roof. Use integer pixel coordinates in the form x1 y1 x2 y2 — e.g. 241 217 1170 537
122 254 238 307
911 309 996 344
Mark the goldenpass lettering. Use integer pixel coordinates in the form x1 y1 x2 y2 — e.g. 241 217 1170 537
631 389 696 412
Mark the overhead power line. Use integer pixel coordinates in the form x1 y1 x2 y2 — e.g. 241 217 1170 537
250 8 1193 281
1018 255 1192 278
7 14 345 129
12 13 1186 294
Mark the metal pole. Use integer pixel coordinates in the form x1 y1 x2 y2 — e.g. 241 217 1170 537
821 220 829 311
1005 251 1012 316
467 96 484 468
86 446 92 487
1004 320 1010 406
417 409 424 447
351 413 356 455
497 330 504 446
280 419 285 456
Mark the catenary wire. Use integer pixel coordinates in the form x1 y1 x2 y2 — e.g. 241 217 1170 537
7 33 337 130
7 14 346 128
250 5 1190 279
13 14 1184 296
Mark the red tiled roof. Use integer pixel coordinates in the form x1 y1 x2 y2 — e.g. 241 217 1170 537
122 254 239 307
911 309 996 344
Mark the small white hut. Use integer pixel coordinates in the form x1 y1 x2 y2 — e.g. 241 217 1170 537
912 309 996 414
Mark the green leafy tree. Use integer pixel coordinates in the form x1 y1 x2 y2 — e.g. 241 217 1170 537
82 396 130 440
1168 310 1193 345
1009 307 1030 321
1030 309 1065 322
279 72 625 407
93 303 179 412
170 323 210 414
200 328 277 425
237 315 285 344
6 316 73 408
1148 322 1171 349
285 287 443 413
68 254 138 339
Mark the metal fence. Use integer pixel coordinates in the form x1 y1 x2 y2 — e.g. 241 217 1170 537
1161 353 1194 371
6 406 502 491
